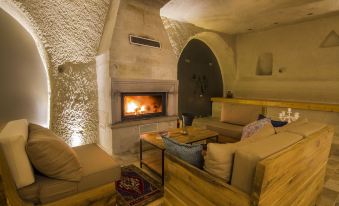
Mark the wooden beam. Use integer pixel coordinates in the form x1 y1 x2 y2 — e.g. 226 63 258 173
211 97 339 113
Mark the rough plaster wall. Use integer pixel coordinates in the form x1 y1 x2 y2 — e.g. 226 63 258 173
161 17 204 57
54 62 98 146
109 0 177 80
2 0 110 145
162 17 237 93
235 14 339 103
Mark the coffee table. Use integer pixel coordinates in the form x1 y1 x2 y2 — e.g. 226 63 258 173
139 126 218 184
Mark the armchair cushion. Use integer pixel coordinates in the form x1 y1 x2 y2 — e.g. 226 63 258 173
0 119 35 188
26 124 83 182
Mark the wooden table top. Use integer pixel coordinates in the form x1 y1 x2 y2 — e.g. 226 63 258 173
140 127 218 149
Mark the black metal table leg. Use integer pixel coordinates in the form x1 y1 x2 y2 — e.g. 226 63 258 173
140 139 143 168
162 149 165 185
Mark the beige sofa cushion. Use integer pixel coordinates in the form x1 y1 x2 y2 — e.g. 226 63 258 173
0 119 35 188
18 175 77 204
74 144 121 192
221 103 262 126
203 124 275 181
26 124 83 182
280 122 326 137
19 143 121 204
206 122 243 139
231 132 303 194
275 118 308 133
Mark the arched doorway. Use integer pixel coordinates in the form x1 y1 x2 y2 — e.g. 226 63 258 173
178 39 223 117
0 8 49 126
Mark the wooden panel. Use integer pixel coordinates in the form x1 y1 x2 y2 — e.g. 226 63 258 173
164 154 251 206
211 97 339 113
44 183 116 206
252 126 334 206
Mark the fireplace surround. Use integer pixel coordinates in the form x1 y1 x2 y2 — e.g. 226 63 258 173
109 79 178 154
111 79 178 124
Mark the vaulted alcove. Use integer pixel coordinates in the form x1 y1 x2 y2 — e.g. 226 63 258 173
178 39 223 117
0 9 49 126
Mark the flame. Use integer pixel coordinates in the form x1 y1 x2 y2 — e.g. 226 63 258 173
140 105 145 112
127 101 138 113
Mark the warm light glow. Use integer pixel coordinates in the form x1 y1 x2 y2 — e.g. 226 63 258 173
123 95 163 117
127 101 138 113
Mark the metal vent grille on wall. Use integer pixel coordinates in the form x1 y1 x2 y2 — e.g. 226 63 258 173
129 35 161 48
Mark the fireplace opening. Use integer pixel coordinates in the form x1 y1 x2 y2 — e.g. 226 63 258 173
121 92 167 121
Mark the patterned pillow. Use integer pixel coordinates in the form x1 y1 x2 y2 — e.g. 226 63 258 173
241 118 271 140
162 136 203 169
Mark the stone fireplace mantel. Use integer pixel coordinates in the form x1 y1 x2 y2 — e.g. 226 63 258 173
111 78 179 124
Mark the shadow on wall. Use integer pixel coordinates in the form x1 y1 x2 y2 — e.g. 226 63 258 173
0 9 48 126
178 39 223 117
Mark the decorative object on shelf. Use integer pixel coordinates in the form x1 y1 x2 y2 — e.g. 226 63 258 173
279 108 300 123
226 91 234 98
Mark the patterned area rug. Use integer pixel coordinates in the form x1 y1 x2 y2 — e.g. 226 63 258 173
116 165 163 206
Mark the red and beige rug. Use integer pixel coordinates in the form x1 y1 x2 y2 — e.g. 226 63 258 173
116 165 163 206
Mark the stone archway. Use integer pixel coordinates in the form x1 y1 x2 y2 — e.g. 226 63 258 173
178 39 223 117
0 5 50 126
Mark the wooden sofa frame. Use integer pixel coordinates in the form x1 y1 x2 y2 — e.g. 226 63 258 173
0 146 116 206
164 126 334 206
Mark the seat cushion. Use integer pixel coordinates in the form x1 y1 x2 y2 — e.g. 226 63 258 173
281 122 326 137
221 103 262 126
231 132 303 194
18 174 78 204
19 144 121 204
206 122 243 139
203 123 275 182
74 144 121 192
26 124 83 182
0 119 35 188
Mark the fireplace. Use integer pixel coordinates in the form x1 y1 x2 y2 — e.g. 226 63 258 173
121 92 167 121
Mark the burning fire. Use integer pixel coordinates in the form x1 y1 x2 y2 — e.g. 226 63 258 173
124 95 162 116
126 101 146 114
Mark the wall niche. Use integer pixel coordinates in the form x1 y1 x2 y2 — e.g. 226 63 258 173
256 52 273 76
320 30 339 48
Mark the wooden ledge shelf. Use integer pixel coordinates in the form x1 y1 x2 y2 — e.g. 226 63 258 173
211 97 339 113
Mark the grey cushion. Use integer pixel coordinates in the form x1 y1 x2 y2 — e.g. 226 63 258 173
163 136 203 169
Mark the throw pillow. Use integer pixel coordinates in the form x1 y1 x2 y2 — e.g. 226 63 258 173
26 124 83 182
203 141 245 182
258 114 288 127
241 118 271 140
162 136 203 169
0 119 35 188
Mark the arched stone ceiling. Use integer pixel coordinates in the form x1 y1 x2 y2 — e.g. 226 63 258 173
0 0 111 146
161 0 339 34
